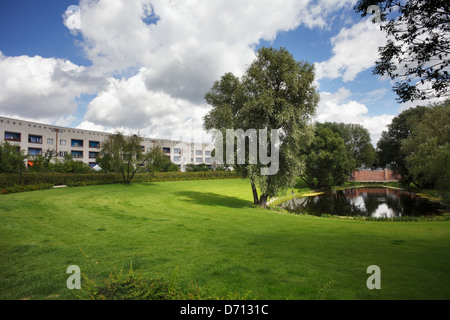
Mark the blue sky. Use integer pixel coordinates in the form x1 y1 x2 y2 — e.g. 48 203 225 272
0 0 420 144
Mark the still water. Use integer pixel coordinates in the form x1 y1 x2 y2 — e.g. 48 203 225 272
281 188 446 218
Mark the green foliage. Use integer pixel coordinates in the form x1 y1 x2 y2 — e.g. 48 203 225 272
0 171 238 193
80 266 248 300
146 146 179 173
98 131 152 184
355 0 450 102
317 122 376 168
376 105 430 186
0 141 26 174
185 163 211 172
402 101 450 189
301 127 355 189
204 47 319 207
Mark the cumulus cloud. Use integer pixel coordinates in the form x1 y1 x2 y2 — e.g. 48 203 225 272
315 20 387 82
70 0 356 136
84 69 210 140
316 87 395 144
1 0 388 143
0 52 103 120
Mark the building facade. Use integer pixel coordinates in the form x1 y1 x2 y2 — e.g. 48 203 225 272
0 116 214 171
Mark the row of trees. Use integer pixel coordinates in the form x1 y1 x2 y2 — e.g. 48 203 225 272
0 132 182 183
0 146 93 174
377 100 449 189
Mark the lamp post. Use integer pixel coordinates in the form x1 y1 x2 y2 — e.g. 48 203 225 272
50 128 65 162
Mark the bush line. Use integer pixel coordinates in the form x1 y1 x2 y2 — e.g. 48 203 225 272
0 171 239 194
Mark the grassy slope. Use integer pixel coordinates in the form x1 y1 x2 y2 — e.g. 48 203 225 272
0 179 449 300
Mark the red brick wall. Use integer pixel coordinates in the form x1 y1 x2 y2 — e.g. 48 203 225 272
351 169 400 182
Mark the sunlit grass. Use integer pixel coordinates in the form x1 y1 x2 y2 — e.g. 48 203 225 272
1 179 449 300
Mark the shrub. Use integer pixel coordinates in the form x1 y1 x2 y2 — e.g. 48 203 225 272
0 171 238 194
80 267 214 300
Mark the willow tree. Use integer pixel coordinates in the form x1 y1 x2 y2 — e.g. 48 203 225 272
204 47 319 208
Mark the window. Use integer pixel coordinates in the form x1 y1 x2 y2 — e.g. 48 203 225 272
28 134 42 144
174 148 181 154
205 158 212 163
196 157 203 163
205 150 211 156
28 148 42 156
60 139 66 146
174 156 181 162
89 162 97 168
89 152 99 159
4 131 21 142
71 139 84 147
163 147 171 153
47 138 54 145
71 151 83 159
89 140 100 148
59 151 68 157
196 150 202 155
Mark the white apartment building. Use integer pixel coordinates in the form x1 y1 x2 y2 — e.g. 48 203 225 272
0 116 214 171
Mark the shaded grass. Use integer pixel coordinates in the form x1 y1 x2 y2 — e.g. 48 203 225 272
0 179 449 300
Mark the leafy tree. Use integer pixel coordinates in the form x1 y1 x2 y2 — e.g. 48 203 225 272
401 100 450 189
355 0 450 102
146 146 179 173
27 150 55 172
98 131 151 184
0 141 26 174
57 154 92 173
301 127 355 189
317 122 376 168
376 105 429 186
204 47 319 207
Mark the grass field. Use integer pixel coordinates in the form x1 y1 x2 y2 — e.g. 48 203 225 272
1 179 449 300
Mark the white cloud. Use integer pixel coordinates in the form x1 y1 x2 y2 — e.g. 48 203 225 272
1 0 380 143
70 0 358 137
315 20 387 82
0 53 102 120
84 69 210 141
316 87 395 144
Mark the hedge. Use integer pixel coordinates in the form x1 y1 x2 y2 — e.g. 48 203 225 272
0 171 239 193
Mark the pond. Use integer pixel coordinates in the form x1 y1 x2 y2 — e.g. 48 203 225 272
281 188 447 218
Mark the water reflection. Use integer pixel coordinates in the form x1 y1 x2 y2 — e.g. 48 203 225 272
281 188 445 218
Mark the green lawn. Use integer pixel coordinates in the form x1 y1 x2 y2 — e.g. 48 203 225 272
1 179 449 300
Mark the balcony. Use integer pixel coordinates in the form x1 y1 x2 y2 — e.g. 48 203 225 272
89 141 100 148
4 131 21 142
28 135 42 144
71 151 83 159
71 139 84 147
163 147 171 154
28 148 42 156
89 152 99 159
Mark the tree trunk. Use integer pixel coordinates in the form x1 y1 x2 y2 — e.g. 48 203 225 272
259 194 268 208
250 179 259 205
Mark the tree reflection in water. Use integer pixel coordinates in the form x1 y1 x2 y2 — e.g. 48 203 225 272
281 188 445 218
